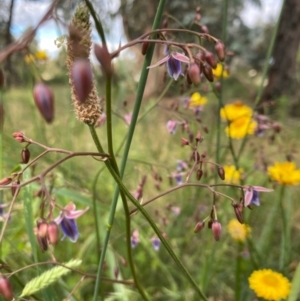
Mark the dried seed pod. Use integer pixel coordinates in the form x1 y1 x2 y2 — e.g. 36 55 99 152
194 221 205 233
205 51 217 69
218 166 225 180
212 221 222 241
0 275 13 300
94 44 113 77
188 63 201 86
21 148 30 164
215 40 225 62
203 64 214 82
47 221 60 245
33 82 54 123
233 203 244 224
71 59 93 103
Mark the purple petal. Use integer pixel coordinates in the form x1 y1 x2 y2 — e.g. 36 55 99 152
252 186 273 192
171 52 190 64
167 56 182 80
151 237 161 251
54 214 63 225
251 190 260 206
60 218 79 242
147 55 170 69
244 188 253 207
64 207 89 219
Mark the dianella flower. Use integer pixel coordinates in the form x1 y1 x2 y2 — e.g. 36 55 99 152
148 51 190 80
54 202 89 242
151 237 161 251
243 185 273 207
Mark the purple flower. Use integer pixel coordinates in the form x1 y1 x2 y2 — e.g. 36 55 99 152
148 52 190 80
174 173 183 185
0 202 10 222
243 186 273 207
166 120 177 134
124 113 132 125
177 160 188 171
151 237 161 251
54 202 89 242
131 229 140 248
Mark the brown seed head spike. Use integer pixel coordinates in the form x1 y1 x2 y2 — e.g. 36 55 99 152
66 4 102 125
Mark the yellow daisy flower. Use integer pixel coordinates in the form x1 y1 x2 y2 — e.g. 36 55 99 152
223 165 243 184
188 92 207 107
35 50 48 61
220 101 253 121
212 63 229 79
268 161 300 185
227 219 251 242
225 116 257 139
249 269 291 301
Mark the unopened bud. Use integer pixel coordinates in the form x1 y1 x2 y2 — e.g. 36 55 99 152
141 40 150 55
233 203 244 224
0 275 13 300
47 221 59 245
217 166 225 180
195 13 201 21
11 181 20 197
215 40 225 62
196 169 203 181
12 132 25 143
194 221 205 233
188 63 201 86
181 138 189 146
33 83 54 123
114 266 119 279
94 44 113 77
192 151 200 162
21 148 30 164
195 131 202 142
272 122 281 133
71 59 93 103
36 219 48 252
0 177 12 186
203 64 214 82
201 25 209 34
205 51 217 69
212 221 222 241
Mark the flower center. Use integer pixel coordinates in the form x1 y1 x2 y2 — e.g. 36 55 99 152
262 274 279 287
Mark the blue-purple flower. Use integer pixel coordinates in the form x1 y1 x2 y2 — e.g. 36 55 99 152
148 52 190 80
131 229 140 248
54 202 89 242
166 120 177 134
151 237 161 251
243 186 273 207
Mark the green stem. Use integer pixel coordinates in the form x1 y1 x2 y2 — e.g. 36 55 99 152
236 0 285 161
235 243 243 301
279 185 288 270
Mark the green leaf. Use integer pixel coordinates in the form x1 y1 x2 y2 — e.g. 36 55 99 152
19 259 82 298
287 263 300 301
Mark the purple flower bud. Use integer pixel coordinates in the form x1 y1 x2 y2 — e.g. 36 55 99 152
33 83 54 123
166 120 177 134
215 40 225 62
94 44 113 77
212 221 222 241
194 221 205 233
188 63 201 85
21 148 30 164
0 276 13 300
151 237 161 251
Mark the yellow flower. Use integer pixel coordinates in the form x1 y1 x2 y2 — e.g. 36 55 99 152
220 101 253 121
188 92 207 107
223 165 243 184
24 54 35 64
35 50 48 61
225 116 257 139
212 63 229 79
268 161 300 185
249 269 291 301
227 219 251 242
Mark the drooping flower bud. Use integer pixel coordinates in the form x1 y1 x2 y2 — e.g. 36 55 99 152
215 40 225 62
212 221 222 241
194 221 205 233
21 148 30 164
141 40 150 55
12 132 25 143
47 221 59 245
232 203 244 224
71 59 93 103
205 51 217 69
11 181 20 197
0 275 13 300
218 166 225 180
0 177 12 186
36 219 48 252
203 64 214 82
188 63 201 86
196 169 203 181
94 44 113 77
201 25 209 34
181 138 189 146
33 83 54 123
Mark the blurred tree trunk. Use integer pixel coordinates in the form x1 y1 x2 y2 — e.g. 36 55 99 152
261 0 300 106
